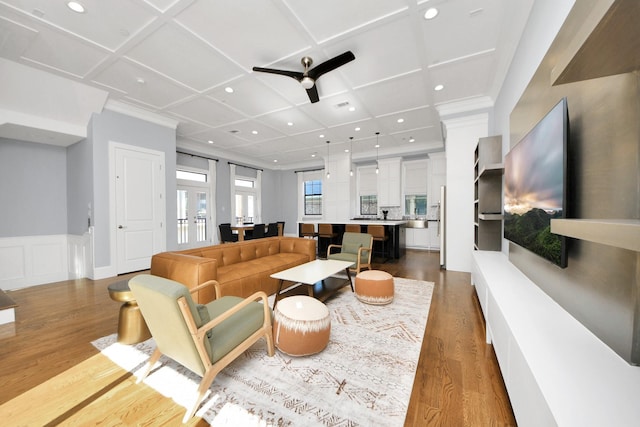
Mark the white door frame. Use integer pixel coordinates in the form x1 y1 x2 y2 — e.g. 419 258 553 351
108 142 166 274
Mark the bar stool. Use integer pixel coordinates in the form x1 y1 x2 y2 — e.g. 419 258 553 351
300 223 318 239
367 224 389 262
318 223 338 258
345 224 361 233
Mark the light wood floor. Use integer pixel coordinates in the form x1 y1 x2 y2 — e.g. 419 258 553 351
0 250 516 426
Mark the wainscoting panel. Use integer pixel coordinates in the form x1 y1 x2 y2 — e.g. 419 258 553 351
0 234 90 290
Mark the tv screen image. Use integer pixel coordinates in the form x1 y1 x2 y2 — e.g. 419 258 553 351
504 98 568 268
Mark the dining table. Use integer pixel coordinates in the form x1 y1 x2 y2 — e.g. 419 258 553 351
230 223 257 241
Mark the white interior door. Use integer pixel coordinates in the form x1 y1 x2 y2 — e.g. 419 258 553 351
115 146 165 274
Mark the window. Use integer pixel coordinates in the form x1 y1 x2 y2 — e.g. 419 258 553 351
304 180 322 215
177 170 207 182
360 195 377 215
235 178 254 188
405 195 427 216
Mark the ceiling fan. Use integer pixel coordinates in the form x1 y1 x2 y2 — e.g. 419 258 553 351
252 51 355 103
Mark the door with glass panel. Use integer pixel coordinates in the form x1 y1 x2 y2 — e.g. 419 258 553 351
177 185 210 249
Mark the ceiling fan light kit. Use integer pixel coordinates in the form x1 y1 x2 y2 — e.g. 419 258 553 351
252 51 355 103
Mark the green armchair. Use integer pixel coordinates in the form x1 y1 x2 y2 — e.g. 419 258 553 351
327 232 373 274
128 274 274 423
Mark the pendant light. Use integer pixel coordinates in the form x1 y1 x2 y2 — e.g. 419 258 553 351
349 136 354 177
326 140 331 179
375 132 380 174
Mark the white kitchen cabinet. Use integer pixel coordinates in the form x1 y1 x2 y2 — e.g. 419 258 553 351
377 157 401 207
405 227 429 249
427 223 440 249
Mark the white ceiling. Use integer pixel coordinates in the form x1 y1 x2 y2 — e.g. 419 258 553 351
0 0 534 169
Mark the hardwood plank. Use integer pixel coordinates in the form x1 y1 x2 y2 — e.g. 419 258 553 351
0 251 515 426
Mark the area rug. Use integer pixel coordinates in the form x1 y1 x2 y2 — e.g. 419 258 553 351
92 277 434 426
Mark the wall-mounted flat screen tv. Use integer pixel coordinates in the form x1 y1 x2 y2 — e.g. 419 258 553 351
504 98 568 268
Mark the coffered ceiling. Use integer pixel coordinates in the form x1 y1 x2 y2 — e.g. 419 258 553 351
0 0 534 168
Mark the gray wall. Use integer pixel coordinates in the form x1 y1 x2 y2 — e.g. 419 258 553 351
67 138 93 235
506 5 640 364
89 109 176 266
0 138 67 237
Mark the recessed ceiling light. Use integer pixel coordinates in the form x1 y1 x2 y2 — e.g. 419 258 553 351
355 127 361 132
273 159 278 163
397 118 404 123
67 1 85 13
409 137 415 142
424 7 439 20
344 149 350 153
287 122 293 126
319 134 325 138
311 153 317 158
251 130 258 135
434 84 444 91
208 140 214 144
375 144 380 148
348 106 356 112
224 87 234 93
136 77 145 85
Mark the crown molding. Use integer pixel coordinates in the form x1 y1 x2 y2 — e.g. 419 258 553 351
104 100 179 130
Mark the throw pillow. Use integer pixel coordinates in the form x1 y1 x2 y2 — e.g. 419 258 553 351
196 304 213 339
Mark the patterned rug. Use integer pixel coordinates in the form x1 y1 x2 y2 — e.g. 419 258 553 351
92 277 434 426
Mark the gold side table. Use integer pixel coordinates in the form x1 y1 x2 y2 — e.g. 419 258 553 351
108 280 151 344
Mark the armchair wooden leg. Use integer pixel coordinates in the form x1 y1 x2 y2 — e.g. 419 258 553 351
183 369 218 423
137 347 162 384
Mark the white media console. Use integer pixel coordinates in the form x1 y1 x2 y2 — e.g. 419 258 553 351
471 251 640 427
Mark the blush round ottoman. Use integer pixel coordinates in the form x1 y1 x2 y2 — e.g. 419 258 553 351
355 270 394 305
273 296 331 356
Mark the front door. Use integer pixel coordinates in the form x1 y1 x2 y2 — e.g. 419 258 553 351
114 145 165 274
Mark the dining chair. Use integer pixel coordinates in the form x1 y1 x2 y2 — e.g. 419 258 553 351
219 223 238 243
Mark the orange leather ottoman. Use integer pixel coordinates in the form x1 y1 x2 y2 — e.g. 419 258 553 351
355 270 394 305
273 296 331 356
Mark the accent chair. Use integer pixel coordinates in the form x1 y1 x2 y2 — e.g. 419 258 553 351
129 274 275 423
327 232 373 274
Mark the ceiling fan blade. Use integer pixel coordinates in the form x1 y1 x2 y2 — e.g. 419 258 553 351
306 85 320 103
252 67 303 81
307 51 355 80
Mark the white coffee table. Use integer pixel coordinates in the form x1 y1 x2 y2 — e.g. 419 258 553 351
271 259 354 309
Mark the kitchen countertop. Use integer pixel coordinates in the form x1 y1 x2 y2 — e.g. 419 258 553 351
299 219 407 226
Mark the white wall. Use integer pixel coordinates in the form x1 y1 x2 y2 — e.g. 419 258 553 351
442 113 488 272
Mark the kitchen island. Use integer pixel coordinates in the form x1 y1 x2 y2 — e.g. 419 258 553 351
298 220 407 260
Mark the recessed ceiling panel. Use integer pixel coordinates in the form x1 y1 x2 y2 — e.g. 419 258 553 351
283 0 408 43
430 54 494 104
0 14 39 59
215 119 284 143
93 59 192 109
167 96 244 127
355 71 430 117
126 24 243 91
299 93 371 128
329 15 422 88
175 0 309 70
207 77 292 117
419 0 504 65
2 0 156 50
256 108 324 136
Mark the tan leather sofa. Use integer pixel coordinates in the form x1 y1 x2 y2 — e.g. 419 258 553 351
150 236 316 303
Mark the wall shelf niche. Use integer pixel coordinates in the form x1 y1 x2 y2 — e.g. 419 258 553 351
551 219 640 252
474 136 503 251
